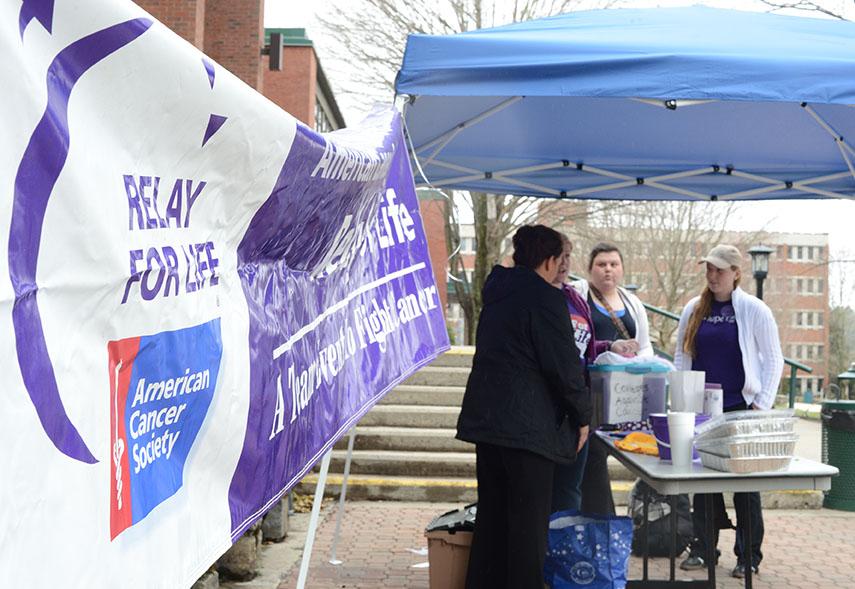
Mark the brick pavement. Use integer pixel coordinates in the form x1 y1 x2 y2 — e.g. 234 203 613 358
267 502 855 589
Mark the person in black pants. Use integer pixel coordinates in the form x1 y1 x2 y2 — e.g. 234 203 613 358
457 225 591 589
674 245 784 579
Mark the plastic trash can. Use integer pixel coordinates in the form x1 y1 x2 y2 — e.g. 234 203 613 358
821 401 855 511
424 504 476 589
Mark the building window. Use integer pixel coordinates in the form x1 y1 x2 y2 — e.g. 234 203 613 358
817 345 824 360
314 99 334 133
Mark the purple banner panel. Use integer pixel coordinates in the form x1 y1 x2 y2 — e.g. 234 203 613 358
228 110 449 538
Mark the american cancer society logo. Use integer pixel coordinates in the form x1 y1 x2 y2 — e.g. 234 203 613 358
108 319 222 540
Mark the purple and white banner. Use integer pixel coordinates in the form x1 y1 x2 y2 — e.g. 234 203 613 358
0 1 448 587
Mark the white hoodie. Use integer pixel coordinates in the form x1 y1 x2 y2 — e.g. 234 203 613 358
674 286 784 410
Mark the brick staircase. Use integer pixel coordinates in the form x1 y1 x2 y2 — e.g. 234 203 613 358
297 347 823 509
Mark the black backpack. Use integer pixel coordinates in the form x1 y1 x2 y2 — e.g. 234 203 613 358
627 479 693 557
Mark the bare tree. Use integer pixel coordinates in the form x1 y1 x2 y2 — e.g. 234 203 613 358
442 191 619 343
319 0 617 343
759 0 850 20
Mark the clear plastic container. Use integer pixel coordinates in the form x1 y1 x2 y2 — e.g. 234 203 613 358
695 409 797 440
695 433 798 458
698 450 793 473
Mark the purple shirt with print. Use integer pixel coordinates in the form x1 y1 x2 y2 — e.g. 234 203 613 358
692 299 746 408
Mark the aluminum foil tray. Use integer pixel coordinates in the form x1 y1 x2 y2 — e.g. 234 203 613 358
695 409 797 440
698 450 793 474
695 434 798 458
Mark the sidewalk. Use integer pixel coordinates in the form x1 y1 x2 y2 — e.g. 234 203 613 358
223 501 855 589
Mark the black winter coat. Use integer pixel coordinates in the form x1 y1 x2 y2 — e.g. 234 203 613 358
456 265 591 464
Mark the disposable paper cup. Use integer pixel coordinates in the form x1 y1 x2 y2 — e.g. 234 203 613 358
667 411 695 468
651 413 710 460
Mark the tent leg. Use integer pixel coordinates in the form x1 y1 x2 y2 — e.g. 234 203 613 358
329 427 357 565
296 450 332 589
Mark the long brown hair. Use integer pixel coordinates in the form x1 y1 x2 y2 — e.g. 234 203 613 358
682 269 741 355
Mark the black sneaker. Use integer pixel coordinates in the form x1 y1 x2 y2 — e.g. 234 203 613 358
679 555 706 571
731 564 759 579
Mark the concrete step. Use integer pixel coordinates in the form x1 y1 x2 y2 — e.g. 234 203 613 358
609 457 636 481
333 426 473 453
296 473 478 503
429 347 474 368
329 450 475 477
378 384 465 406
358 404 460 428
404 366 470 387
297 474 824 509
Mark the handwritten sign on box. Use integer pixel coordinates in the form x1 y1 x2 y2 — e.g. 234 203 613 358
603 372 645 424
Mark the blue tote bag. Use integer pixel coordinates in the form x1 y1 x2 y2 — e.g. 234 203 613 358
544 510 633 589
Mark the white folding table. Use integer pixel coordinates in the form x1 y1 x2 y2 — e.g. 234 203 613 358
594 432 837 589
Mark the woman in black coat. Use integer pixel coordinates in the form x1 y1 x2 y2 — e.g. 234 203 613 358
457 224 591 589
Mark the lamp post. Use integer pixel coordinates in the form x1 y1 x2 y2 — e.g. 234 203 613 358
838 363 855 400
748 245 775 300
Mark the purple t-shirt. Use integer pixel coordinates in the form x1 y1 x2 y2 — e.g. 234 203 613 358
692 299 746 409
564 296 592 361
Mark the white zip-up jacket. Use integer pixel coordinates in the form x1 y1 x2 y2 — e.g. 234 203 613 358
674 286 784 410
571 279 654 358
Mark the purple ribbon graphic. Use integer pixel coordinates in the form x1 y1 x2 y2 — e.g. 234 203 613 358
18 0 55 37
8 18 152 464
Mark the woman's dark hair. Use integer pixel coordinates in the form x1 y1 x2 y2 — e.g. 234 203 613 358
512 225 563 269
588 242 624 271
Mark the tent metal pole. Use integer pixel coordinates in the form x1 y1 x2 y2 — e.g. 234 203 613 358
415 96 523 156
493 175 562 196
791 183 855 200
718 185 786 199
631 98 717 109
562 180 638 197
802 103 855 178
430 173 486 188
296 450 332 589
329 427 357 565
644 182 709 200
494 161 565 176
425 159 481 174
834 141 855 179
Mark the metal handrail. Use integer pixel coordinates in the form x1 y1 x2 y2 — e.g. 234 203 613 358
568 275 813 408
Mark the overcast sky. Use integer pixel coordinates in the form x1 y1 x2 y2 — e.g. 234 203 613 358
264 0 855 305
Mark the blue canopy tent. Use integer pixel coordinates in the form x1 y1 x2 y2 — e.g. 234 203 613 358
394 6 855 201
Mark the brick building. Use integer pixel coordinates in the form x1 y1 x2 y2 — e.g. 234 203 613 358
133 0 345 130
760 234 831 396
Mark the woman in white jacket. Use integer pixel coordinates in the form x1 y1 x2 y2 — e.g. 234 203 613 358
674 245 784 579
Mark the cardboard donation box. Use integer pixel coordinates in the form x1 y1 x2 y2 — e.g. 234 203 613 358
425 504 476 589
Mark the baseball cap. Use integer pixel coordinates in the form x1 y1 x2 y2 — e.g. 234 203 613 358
699 244 743 269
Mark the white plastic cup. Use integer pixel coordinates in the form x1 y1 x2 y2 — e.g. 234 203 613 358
703 384 724 417
667 411 696 468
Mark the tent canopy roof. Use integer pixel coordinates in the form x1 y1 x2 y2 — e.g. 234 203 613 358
395 7 855 201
